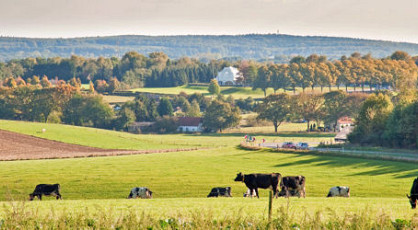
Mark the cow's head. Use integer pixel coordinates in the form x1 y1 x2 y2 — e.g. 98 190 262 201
407 194 417 209
146 189 153 198
29 193 35 201
234 172 244 182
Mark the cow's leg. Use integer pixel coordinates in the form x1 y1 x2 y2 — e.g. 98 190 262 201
56 193 62 200
302 187 306 198
38 194 42 200
254 188 259 198
272 186 277 198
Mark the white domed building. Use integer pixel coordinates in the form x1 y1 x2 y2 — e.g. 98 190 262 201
215 66 243 86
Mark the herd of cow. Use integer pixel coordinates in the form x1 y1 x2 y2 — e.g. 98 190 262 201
28 174 418 209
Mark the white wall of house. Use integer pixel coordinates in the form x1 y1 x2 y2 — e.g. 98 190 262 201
177 125 202 132
215 66 241 86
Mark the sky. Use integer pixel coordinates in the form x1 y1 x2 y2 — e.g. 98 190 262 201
1 0 418 43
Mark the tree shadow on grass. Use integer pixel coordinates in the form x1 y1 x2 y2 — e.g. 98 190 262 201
269 150 418 179
187 132 334 138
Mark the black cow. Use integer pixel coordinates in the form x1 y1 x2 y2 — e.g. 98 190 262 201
279 176 306 198
29 184 62 201
407 177 418 209
234 172 281 198
207 187 232 197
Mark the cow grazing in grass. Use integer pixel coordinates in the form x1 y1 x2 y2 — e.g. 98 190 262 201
234 172 281 198
29 184 62 201
280 176 306 198
407 177 418 209
127 187 153 199
327 186 350 197
207 187 232 197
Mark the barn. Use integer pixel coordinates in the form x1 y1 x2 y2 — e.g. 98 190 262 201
215 66 242 86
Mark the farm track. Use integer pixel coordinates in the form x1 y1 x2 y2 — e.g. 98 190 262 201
0 129 201 161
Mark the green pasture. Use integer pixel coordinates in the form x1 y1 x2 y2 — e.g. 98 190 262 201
128 85 361 99
1 146 416 201
0 120 333 150
102 95 135 104
0 120 417 227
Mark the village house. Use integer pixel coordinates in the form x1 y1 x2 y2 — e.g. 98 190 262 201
215 66 242 86
177 117 203 133
336 116 354 132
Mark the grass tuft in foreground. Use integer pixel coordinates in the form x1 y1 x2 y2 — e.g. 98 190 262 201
2 201 417 229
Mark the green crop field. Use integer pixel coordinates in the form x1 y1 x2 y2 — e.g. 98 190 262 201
0 120 417 228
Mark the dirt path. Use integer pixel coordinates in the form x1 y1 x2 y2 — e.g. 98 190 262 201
0 130 199 161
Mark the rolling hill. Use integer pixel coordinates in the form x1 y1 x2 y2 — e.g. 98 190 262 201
1 34 418 61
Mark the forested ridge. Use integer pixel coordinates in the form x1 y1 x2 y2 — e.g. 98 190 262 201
2 34 418 61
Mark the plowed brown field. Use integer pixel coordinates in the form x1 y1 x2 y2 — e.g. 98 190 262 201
0 130 197 161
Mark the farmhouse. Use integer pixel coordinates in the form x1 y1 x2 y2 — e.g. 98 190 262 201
336 116 354 132
215 66 242 86
177 117 203 133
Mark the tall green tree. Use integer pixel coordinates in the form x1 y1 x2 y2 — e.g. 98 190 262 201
208 79 220 95
257 93 292 133
348 93 393 145
203 100 240 132
157 97 173 116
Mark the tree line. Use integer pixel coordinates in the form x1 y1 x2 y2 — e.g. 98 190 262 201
247 51 418 96
1 51 417 94
0 51 226 89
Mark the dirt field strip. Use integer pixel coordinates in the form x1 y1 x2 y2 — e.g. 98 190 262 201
0 129 202 161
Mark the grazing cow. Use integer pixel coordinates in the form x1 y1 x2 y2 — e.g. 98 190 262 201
280 176 306 198
234 172 281 198
207 187 232 197
243 188 257 198
127 187 153 199
327 186 350 197
407 177 418 209
29 184 62 201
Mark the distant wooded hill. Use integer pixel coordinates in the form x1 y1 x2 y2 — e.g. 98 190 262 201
1 34 418 62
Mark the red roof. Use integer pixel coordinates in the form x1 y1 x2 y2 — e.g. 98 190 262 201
338 116 353 124
178 117 202 126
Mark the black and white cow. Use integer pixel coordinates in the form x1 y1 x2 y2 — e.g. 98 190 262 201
207 187 232 197
127 187 153 199
407 177 418 209
327 186 350 197
234 172 281 198
29 184 62 201
279 176 306 198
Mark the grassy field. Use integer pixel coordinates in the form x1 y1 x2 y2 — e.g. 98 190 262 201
1 146 417 200
128 85 363 99
1 120 417 228
102 95 135 104
0 120 333 150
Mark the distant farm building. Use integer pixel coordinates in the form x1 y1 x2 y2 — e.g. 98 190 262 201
215 67 242 86
336 116 354 132
334 116 354 142
177 117 203 133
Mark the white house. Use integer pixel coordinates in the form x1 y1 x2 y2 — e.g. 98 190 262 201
177 117 203 133
215 66 242 86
